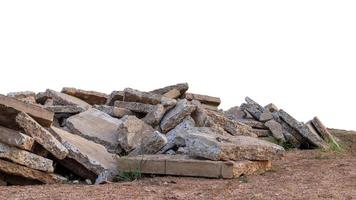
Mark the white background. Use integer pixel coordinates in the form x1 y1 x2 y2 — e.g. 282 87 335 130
0 1 355 130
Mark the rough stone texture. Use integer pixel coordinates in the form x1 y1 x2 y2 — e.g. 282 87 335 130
311 117 340 148
114 101 154 114
93 105 133 118
0 142 54 172
159 116 196 154
150 83 189 96
142 104 166 126
16 112 68 160
128 131 167 156
61 87 108 105
106 91 124 106
118 155 272 179
259 111 274 122
66 108 121 154
117 116 155 152
7 91 37 104
0 126 34 151
160 99 196 133
205 109 257 137
264 120 286 143
0 159 66 184
184 93 221 106
241 103 273 122
44 89 91 110
201 104 219 111
264 103 279 113
224 106 246 120
252 129 271 137
0 94 54 129
278 110 329 149
236 119 267 129
177 131 285 161
162 88 181 99
123 88 161 105
51 126 118 182
45 105 85 114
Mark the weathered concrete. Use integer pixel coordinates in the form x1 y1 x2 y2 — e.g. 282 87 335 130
237 119 267 129
106 91 124 106
44 89 91 110
16 112 68 160
128 131 167 156
311 117 340 148
123 88 161 105
224 106 246 120
264 120 286 143
45 105 85 114
114 101 154 114
118 155 272 179
150 83 189 96
66 108 121 153
0 159 66 184
160 99 196 133
51 126 118 183
278 110 328 149
117 116 155 152
264 103 279 113
162 88 181 99
61 87 108 105
252 129 271 137
184 93 221 106
142 104 166 126
0 126 34 151
7 91 36 104
0 142 54 172
177 131 285 161
93 105 133 118
0 94 54 129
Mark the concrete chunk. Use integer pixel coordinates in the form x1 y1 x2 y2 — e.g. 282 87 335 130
0 94 54 129
45 105 85 114
311 117 340 148
0 159 66 184
184 93 221 107
66 108 121 153
0 126 34 151
224 106 246 120
123 88 161 105
142 104 166 126
44 89 91 110
106 91 124 106
278 110 328 149
128 131 167 156
61 87 108 105
118 155 272 179
162 88 181 99
160 99 196 133
117 116 155 152
264 120 286 143
51 126 118 182
16 112 68 160
178 130 285 161
114 101 154 114
7 91 37 104
150 83 189 96
0 142 54 172
93 105 133 118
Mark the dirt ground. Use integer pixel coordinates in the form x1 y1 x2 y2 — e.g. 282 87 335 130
0 129 355 200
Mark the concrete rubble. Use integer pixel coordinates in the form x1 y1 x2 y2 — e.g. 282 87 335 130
0 83 338 186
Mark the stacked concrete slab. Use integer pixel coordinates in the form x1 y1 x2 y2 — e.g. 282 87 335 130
0 83 336 185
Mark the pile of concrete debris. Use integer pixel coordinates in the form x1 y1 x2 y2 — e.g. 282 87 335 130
0 83 337 186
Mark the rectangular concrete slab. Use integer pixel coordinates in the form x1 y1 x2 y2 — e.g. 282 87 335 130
0 126 35 151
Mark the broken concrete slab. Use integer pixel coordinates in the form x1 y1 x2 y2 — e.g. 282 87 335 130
44 89 91 110
241 103 273 122
0 159 66 184
16 112 68 160
236 119 267 129
66 108 121 154
114 101 154 114
0 142 54 172
160 99 196 133
7 91 37 104
128 131 167 156
117 115 155 152
177 130 285 161
252 129 271 137
123 88 162 105
162 88 181 99
184 93 221 107
150 83 189 96
118 155 272 179
142 104 166 126
224 106 246 120
201 104 219 111
311 117 340 148
264 103 279 113
45 105 85 114
93 105 133 118
278 110 329 149
0 94 54 129
51 126 118 183
61 87 108 105
106 91 124 106
264 120 286 143
0 126 34 151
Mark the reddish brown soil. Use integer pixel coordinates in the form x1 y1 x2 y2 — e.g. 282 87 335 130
0 130 355 200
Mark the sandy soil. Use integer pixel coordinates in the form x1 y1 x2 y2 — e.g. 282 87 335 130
0 130 355 200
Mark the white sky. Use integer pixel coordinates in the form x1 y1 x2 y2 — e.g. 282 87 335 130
0 1 355 130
